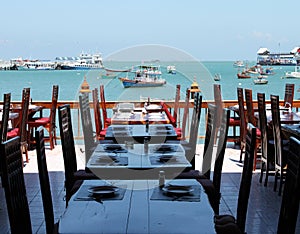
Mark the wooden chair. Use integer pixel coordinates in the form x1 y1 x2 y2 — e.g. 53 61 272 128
214 123 256 234
7 87 30 163
214 84 240 143
257 92 275 186
92 88 106 140
35 127 58 234
58 104 97 206
237 87 247 162
277 136 300 234
0 136 32 233
270 94 288 195
99 84 111 128
180 88 190 141
283 83 295 108
199 107 230 215
244 88 261 170
0 93 11 143
28 84 59 150
79 93 97 161
173 84 181 126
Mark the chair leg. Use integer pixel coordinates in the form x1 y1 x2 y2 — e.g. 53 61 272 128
274 170 278 192
259 161 265 183
264 162 269 187
239 143 244 162
278 173 284 196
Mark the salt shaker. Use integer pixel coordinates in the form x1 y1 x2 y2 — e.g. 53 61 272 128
158 171 165 189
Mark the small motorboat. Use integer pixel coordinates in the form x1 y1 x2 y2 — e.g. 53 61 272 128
253 76 268 85
214 73 221 81
237 72 251 79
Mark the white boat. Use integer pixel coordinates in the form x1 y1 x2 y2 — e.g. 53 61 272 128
233 60 244 67
56 52 103 70
18 61 55 70
167 65 176 74
285 66 300 79
253 76 268 85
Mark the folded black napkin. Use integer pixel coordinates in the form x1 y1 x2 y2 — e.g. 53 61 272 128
91 156 128 166
150 155 182 165
104 145 128 153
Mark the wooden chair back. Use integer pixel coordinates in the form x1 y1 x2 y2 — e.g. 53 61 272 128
257 93 268 162
160 101 177 127
283 83 295 108
49 85 59 146
213 84 223 128
237 87 246 161
186 92 202 169
19 88 30 144
58 104 77 204
236 123 256 233
79 93 96 161
0 93 11 143
0 136 32 233
211 108 230 215
35 127 55 234
245 88 255 125
277 136 300 233
181 88 190 140
202 103 217 179
99 84 109 128
271 94 287 195
173 84 180 125
92 88 103 140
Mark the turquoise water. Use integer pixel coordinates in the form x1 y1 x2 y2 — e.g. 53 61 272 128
0 61 299 102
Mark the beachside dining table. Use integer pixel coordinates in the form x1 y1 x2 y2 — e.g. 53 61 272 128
104 124 178 143
254 110 300 125
111 108 170 125
86 143 191 180
58 179 215 234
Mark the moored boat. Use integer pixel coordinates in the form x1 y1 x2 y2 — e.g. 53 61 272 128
167 65 176 74
237 71 251 79
233 60 244 67
285 66 300 79
253 76 268 85
119 64 166 88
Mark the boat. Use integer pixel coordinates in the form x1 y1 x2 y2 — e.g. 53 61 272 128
285 66 300 79
214 73 221 81
55 52 103 70
100 72 117 79
253 76 268 85
119 64 166 88
233 60 244 67
167 65 176 74
237 71 251 79
17 61 55 70
257 47 298 66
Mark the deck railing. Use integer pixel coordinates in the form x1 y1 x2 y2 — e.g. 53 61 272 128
5 99 300 140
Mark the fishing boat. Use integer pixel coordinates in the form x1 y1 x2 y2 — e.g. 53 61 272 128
237 71 251 79
285 66 300 79
119 64 166 88
253 76 268 85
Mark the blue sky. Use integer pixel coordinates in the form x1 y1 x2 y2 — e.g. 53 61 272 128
0 0 299 61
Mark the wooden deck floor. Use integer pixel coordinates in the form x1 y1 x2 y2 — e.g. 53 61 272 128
0 142 299 233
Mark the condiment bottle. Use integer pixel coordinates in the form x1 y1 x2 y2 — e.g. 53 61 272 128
159 171 165 188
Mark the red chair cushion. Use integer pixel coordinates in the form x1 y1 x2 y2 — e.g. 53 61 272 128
29 117 50 125
229 118 240 126
7 128 19 138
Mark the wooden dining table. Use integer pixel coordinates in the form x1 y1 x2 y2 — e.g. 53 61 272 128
58 179 215 234
105 124 178 143
111 111 170 125
86 143 191 179
254 110 300 124
281 124 300 140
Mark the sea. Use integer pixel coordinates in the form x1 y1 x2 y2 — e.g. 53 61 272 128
1 61 299 143
0 61 299 102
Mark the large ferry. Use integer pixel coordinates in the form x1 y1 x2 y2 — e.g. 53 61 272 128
55 52 103 70
257 47 300 66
